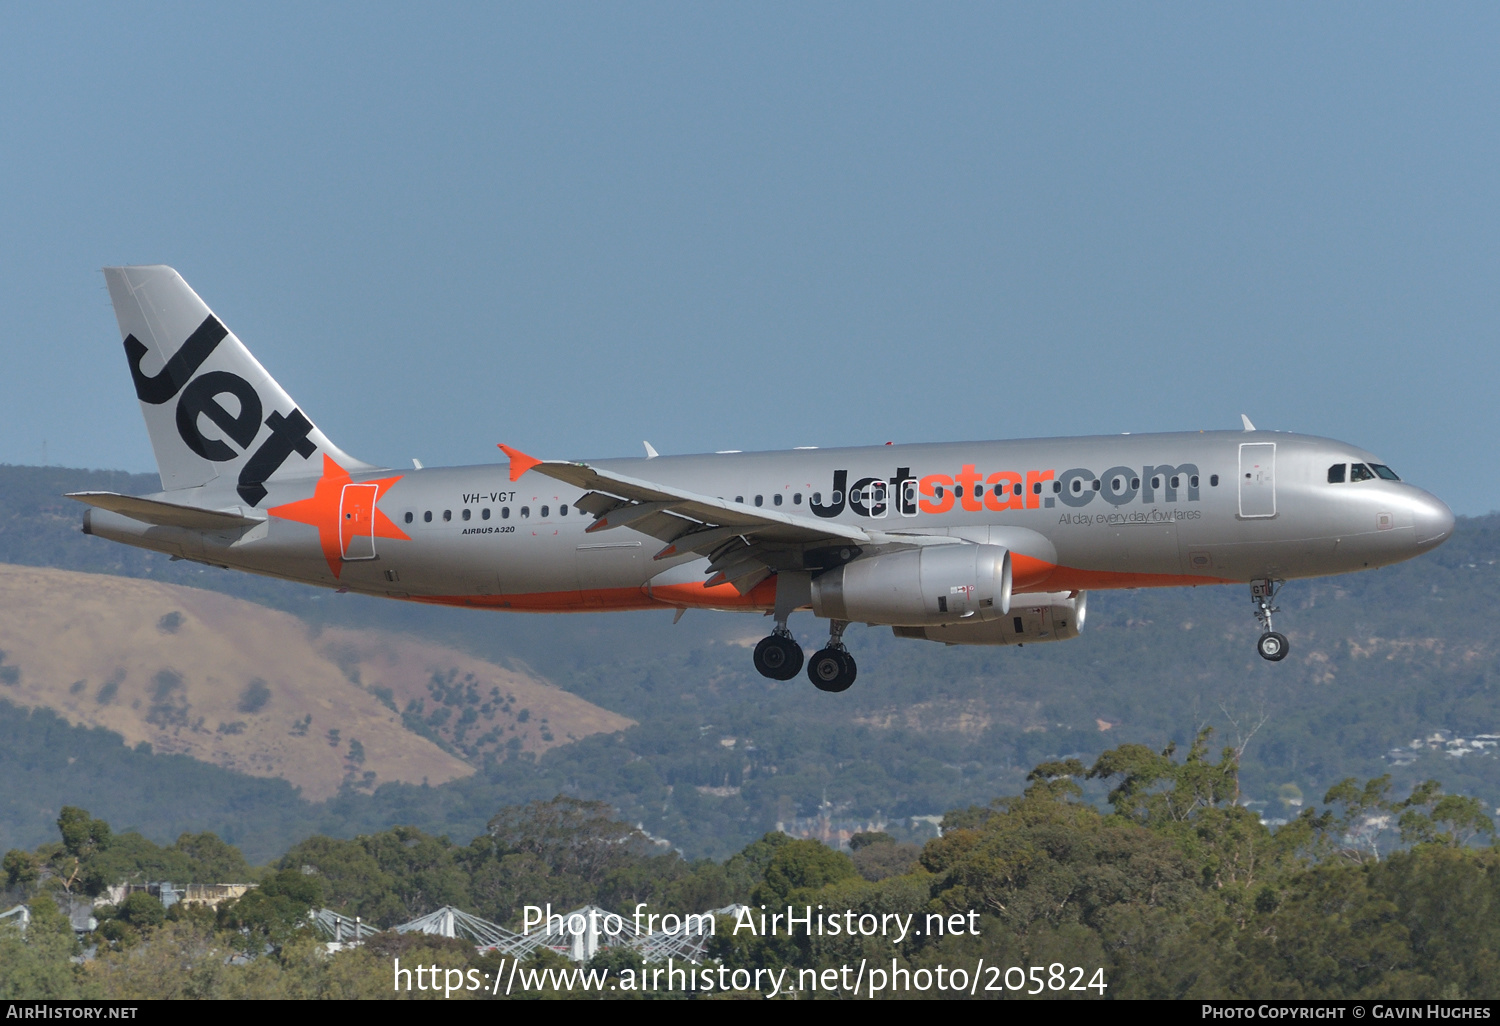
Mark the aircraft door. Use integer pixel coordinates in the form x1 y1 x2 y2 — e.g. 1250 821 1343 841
340 483 379 559
899 478 919 517
1238 443 1277 518
575 540 644 607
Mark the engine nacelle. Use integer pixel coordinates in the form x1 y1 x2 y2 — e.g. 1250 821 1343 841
810 543 1012 626
891 590 1086 646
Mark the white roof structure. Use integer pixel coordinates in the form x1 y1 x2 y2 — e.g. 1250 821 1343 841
393 905 527 953
311 908 381 944
323 901 752 964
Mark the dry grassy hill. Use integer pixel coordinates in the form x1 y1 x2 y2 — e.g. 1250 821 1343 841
0 564 633 800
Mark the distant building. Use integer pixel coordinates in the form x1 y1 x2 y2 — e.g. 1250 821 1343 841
95 882 253 910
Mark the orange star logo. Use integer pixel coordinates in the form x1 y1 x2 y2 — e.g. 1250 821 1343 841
268 455 409 577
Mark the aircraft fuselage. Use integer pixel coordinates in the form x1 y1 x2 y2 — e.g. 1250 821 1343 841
85 430 1453 613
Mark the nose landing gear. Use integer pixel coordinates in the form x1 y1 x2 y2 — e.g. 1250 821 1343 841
1251 578 1289 661
808 619 857 692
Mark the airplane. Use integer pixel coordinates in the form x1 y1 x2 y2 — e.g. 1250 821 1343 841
71 266 1456 693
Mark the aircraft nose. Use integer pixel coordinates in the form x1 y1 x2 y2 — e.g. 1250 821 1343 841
1412 491 1455 547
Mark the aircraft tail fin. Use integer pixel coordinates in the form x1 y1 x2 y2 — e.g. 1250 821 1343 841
103 266 374 505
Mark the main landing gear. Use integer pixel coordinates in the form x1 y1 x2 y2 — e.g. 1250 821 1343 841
752 618 858 692
753 628 803 681
807 619 857 693
1251 578 1289 662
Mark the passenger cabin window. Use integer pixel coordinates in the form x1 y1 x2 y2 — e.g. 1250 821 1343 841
1328 464 1346 484
773 493 783 506
482 508 491 520
1350 463 1375 482
1371 464 1401 481
560 504 569 516
404 512 414 524
1210 475 1219 487
735 496 744 504
443 510 452 522
793 493 802 504
501 507 510 519
462 508 471 521
811 493 821 505
540 505 550 518
754 495 763 507
423 511 432 523
520 506 530 518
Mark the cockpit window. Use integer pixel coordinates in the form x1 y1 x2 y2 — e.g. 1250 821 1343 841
1350 463 1375 482
1370 464 1400 481
1327 464 1346 484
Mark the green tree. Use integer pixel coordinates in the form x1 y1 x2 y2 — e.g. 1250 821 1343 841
751 839 859 906
485 796 658 886
80 833 193 895
1395 781 1495 849
279 834 397 923
218 869 323 950
3 848 39 890
0 894 92 999
96 891 167 949
51 806 111 893
170 831 252 882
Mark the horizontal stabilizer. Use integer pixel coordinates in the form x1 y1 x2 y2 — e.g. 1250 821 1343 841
66 492 265 530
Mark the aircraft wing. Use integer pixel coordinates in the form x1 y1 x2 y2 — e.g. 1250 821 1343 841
500 445 957 592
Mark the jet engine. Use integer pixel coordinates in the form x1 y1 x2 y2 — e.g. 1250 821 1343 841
810 543 1012 626
890 590 1086 645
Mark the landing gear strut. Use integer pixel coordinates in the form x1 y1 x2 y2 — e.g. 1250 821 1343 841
1251 579 1289 662
808 619 857 692
754 570 809 682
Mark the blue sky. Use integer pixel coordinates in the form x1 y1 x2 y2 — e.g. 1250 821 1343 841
3 4 1497 511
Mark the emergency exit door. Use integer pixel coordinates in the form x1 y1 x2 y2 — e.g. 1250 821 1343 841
1238 443 1276 518
340 483 379 559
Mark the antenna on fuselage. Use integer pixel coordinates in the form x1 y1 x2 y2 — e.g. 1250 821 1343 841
643 441 659 459
1240 414 1256 432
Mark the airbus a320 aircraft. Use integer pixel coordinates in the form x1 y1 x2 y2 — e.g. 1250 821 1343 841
73 267 1455 692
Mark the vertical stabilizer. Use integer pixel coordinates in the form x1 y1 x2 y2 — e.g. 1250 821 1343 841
103 266 374 504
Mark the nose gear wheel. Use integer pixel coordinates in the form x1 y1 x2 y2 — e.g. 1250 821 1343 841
1257 631 1289 661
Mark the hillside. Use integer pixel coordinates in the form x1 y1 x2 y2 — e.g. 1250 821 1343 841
0 564 632 800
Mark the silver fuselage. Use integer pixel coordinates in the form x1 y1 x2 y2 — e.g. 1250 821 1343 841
85 429 1455 615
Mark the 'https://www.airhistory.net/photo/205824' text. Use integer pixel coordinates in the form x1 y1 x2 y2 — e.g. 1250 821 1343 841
391 902 1110 998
